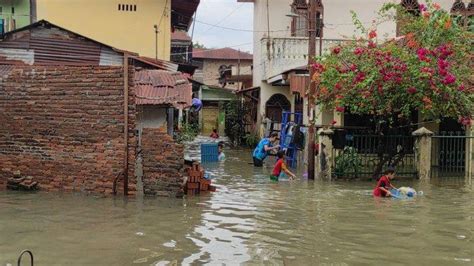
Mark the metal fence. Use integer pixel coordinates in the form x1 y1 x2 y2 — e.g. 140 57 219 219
332 134 417 179
431 134 473 178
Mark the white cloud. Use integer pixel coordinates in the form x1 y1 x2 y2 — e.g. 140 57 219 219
189 0 254 53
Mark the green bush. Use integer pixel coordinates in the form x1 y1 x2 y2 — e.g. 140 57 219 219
334 147 362 179
243 133 260 148
175 122 199 143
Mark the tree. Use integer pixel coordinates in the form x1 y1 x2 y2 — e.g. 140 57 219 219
193 42 207 49
313 1 473 178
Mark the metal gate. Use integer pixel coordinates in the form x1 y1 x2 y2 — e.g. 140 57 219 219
332 134 417 179
431 134 473 178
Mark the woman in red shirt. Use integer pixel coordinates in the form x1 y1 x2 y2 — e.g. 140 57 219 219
373 168 398 197
270 151 296 181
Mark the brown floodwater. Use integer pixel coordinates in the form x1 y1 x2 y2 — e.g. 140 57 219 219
0 149 472 265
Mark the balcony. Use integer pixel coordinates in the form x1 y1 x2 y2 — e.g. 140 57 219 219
260 37 350 81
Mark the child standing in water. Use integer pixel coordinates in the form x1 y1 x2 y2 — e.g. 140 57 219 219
270 151 296 181
373 168 398 197
218 142 225 161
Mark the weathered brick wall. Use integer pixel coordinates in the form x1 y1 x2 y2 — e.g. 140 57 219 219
141 128 184 197
0 66 136 195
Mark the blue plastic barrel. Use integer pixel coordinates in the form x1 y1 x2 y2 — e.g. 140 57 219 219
201 143 218 163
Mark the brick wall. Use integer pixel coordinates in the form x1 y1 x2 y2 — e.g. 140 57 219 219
141 128 184 197
0 66 136 195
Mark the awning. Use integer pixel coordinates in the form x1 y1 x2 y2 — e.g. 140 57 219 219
235 86 260 94
289 74 309 95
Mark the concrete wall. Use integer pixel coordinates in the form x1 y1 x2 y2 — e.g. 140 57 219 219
36 0 171 60
201 59 252 90
137 105 167 130
0 66 137 195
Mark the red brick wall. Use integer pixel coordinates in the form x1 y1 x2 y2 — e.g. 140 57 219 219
0 66 136 195
141 128 184 197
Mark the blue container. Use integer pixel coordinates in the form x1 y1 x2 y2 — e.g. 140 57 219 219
201 143 218 163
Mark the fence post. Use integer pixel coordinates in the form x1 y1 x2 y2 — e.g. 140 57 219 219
412 127 434 180
318 128 334 180
467 122 473 184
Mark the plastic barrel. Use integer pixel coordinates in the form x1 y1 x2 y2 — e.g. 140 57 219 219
201 143 218 163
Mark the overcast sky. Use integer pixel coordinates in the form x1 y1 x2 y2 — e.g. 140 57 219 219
190 0 254 53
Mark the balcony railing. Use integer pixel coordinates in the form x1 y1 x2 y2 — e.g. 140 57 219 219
260 37 350 81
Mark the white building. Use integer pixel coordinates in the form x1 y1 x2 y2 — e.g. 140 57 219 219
238 0 461 136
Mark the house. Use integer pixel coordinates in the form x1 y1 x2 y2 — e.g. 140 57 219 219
239 0 464 135
0 0 200 60
192 47 253 90
171 31 193 64
0 0 33 33
0 20 192 196
191 47 253 135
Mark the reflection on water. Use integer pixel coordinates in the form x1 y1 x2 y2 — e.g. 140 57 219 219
0 149 472 265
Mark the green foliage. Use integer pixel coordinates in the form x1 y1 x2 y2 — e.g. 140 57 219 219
175 122 199 143
334 147 362 179
243 133 260 148
224 100 253 146
314 2 473 128
193 42 207 49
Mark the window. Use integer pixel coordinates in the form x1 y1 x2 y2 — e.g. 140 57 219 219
451 0 466 13
290 0 323 38
265 94 291 123
118 4 137 12
451 0 473 29
401 0 420 16
397 0 420 36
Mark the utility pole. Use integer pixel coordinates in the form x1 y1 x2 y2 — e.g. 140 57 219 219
307 0 323 180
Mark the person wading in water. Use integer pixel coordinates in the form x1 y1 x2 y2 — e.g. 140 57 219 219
252 132 280 167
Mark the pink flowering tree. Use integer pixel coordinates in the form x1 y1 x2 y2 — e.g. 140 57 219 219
313 2 473 177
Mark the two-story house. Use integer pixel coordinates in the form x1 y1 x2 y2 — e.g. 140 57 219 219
0 0 200 60
239 0 463 136
191 47 253 135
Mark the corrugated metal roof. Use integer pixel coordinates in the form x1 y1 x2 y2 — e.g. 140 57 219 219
192 48 253 60
131 56 179 72
135 70 192 108
0 20 130 66
0 65 15 78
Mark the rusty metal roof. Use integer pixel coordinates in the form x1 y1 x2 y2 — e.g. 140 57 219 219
0 20 136 66
0 65 14 78
131 56 179 72
135 70 192 108
192 48 253 60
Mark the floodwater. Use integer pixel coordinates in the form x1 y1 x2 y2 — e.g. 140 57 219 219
1 149 472 265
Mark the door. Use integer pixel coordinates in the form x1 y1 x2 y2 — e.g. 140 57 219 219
202 106 219 135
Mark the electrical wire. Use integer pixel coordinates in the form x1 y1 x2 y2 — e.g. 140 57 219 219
157 0 169 32
171 10 375 33
199 4 243 35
